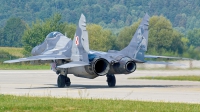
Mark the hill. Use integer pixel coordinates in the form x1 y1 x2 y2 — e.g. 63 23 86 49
0 0 200 33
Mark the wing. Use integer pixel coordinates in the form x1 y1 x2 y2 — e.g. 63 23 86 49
143 55 191 66
145 55 191 60
4 54 70 63
144 61 184 66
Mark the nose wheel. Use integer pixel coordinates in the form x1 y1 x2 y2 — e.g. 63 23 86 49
106 74 116 87
57 75 71 88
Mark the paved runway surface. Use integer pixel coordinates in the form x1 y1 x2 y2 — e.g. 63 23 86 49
0 70 200 103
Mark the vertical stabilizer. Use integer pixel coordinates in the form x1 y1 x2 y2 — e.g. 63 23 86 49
120 13 150 61
71 14 89 63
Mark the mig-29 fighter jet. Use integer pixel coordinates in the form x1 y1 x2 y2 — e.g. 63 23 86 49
4 13 188 88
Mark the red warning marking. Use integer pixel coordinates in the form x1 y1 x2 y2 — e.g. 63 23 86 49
75 36 79 45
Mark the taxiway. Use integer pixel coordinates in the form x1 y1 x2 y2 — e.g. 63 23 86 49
0 70 200 103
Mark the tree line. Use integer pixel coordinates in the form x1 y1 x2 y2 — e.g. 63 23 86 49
1 13 200 59
1 0 200 34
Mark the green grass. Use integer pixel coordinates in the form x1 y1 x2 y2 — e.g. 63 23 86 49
129 75 200 81
0 63 50 70
0 47 24 57
0 95 200 112
0 47 50 70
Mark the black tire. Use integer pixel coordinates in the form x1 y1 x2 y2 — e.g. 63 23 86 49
107 74 116 87
57 75 66 88
65 77 71 87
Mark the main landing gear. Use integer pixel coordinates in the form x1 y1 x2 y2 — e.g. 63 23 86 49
57 74 116 88
57 75 71 88
106 74 116 87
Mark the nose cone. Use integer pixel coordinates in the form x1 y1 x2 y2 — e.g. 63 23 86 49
31 41 47 56
31 46 39 56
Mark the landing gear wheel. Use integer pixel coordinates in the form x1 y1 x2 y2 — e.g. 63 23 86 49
57 75 66 88
65 77 71 87
107 74 116 87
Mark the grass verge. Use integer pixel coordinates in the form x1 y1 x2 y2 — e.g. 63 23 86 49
0 63 50 70
129 75 200 81
0 95 200 112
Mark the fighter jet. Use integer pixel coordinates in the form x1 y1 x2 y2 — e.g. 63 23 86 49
4 13 188 88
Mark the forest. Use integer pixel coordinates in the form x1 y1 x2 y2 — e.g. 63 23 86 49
0 0 200 59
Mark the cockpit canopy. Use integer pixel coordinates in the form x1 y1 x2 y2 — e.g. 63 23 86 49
46 32 64 39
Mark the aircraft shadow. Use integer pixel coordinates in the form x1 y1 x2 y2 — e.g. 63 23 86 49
15 84 184 90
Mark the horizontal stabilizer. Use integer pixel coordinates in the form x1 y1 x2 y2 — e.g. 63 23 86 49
57 61 89 68
132 59 145 63
4 55 69 63
145 55 191 60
